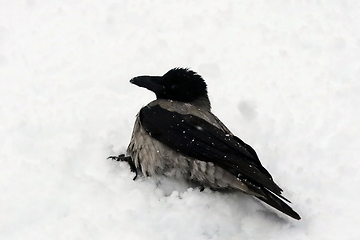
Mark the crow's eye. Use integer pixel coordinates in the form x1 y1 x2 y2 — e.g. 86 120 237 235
171 84 179 91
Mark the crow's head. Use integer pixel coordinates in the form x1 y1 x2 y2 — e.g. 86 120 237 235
130 68 208 103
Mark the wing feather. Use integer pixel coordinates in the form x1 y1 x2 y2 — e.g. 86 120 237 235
139 104 283 195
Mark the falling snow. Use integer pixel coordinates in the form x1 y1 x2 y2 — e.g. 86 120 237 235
1 1 360 240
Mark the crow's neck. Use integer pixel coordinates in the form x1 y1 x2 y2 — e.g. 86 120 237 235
191 96 211 111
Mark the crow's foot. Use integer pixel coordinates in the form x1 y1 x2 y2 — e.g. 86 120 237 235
108 154 138 180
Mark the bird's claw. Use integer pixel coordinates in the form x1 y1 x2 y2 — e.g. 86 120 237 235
107 154 126 161
108 154 138 180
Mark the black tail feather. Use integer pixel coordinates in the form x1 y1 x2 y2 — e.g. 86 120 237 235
256 189 301 220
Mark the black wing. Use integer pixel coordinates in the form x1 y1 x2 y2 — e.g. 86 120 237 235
139 104 282 195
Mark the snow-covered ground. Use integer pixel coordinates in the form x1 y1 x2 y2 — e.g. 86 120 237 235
1 1 359 239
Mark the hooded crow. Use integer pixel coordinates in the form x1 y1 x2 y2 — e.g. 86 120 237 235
111 68 300 220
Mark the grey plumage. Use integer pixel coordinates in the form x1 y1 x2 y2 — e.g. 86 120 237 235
127 99 255 194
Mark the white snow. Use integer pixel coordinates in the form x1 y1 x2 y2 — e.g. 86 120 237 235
1 1 359 239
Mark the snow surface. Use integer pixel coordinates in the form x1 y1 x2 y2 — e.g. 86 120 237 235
1 1 360 239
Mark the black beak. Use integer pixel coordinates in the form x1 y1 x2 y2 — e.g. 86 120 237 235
130 76 165 94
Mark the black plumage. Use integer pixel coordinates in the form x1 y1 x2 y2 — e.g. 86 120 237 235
112 68 300 220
